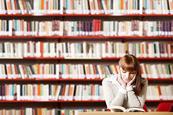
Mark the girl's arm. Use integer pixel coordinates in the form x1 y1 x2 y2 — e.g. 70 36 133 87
127 79 148 108
102 78 126 109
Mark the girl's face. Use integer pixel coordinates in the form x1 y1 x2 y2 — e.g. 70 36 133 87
119 67 137 83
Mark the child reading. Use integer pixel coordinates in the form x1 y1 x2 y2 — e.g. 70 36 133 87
102 54 148 112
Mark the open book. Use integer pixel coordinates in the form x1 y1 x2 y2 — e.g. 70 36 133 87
110 106 145 112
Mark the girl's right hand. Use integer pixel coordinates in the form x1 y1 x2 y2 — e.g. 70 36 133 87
118 75 126 88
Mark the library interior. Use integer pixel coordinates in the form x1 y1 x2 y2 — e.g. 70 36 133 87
0 0 172 114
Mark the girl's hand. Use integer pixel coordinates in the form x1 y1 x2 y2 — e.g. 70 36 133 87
118 75 126 88
127 74 136 87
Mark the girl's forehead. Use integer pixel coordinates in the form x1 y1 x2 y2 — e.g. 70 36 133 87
120 66 136 71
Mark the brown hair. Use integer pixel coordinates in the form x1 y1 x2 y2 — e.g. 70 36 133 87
119 54 143 95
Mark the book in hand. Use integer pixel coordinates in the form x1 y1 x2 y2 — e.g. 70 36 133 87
110 106 145 112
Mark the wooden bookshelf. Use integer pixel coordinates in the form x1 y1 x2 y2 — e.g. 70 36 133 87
0 100 172 108
0 78 103 84
0 35 172 41
147 78 173 84
0 78 173 84
1 14 173 18
0 57 172 62
102 57 173 62
0 100 106 108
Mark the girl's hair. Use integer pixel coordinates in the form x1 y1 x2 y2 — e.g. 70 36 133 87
119 54 143 95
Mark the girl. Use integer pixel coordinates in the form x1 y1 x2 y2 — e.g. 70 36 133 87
102 54 148 110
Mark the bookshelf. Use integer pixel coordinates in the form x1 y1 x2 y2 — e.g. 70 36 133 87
0 0 173 113
0 78 173 83
0 100 172 109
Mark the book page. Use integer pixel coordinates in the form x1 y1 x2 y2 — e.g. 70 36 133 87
127 108 145 112
110 106 145 112
110 106 126 112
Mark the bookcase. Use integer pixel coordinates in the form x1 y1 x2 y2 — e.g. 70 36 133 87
0 0 173 114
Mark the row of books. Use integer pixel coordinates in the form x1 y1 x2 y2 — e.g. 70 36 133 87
64 0 141 14
141 64 173 78
146 85 173 100
0 41 172 58
0 0 63 14
1 84 173 101
1 20 173 36
0 63 172 79
1 0 173 15
144 0 171 14
0 84 103 101
0 108 105 115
